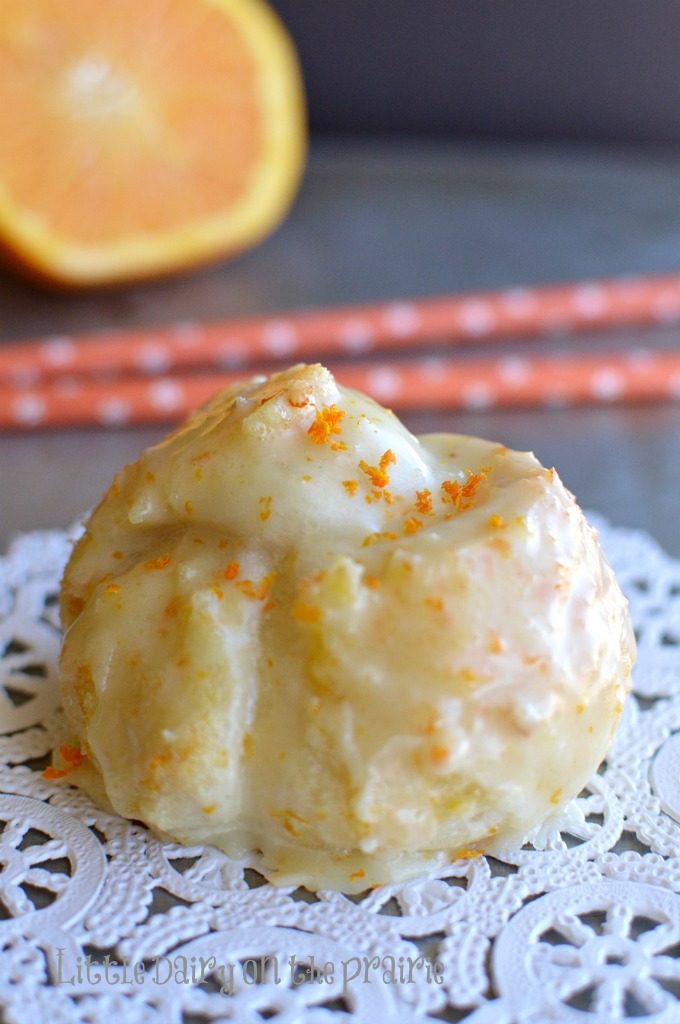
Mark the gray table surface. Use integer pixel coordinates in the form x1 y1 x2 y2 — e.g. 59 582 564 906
1 140 679 556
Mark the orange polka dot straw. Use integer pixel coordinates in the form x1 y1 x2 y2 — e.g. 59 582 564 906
1 349 680 429
1 272 680 428
3 273 680 384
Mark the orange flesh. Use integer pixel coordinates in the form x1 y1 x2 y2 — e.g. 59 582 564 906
0 0 262 244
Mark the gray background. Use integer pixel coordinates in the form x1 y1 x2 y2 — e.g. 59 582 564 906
271 0 680 145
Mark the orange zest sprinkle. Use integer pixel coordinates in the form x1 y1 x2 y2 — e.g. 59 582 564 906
164 597 181 618
343 480 359 497
430 745 449 766
192 537 204 545
293 601 321 623
489 537 511 556
191 450 214 464
349 869 366 882
441 467 492 512
259 496 273 521
194 467 203 482
60 744 84 767
404 517 424 535
452 848 484 861
236 573 276 601
488 514 506 529
176 655 189 667
147 753 171 773
365 487 394 505
43 743 85 780
576 703 585 714
185 501 193 514
218 539 229 550
364 575 380 590
105 583 121 594
441 480 461 505
331 441 348 452
202 805 216 815
415 488 432 514
302 474 312 482
211 584 224 600
271 808 306 838
111 550 124 560
550 788 563 805
362 531 398 547
425 596 443 611
145 471 156 483
307 404 345 445
243 733 254 759
224 561 239 580
359 449 396 489
144 553 171 571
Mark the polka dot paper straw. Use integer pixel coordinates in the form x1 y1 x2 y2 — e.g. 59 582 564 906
3 273 680 385
3 349 680 429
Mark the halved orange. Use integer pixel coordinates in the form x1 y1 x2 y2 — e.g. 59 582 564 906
0 0 306 286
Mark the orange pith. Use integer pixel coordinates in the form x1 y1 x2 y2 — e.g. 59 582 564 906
0 0 306 284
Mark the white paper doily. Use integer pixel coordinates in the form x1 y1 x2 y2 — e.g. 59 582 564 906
0 514 679 1024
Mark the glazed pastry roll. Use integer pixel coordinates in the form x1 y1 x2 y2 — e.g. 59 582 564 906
55 363 635 891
